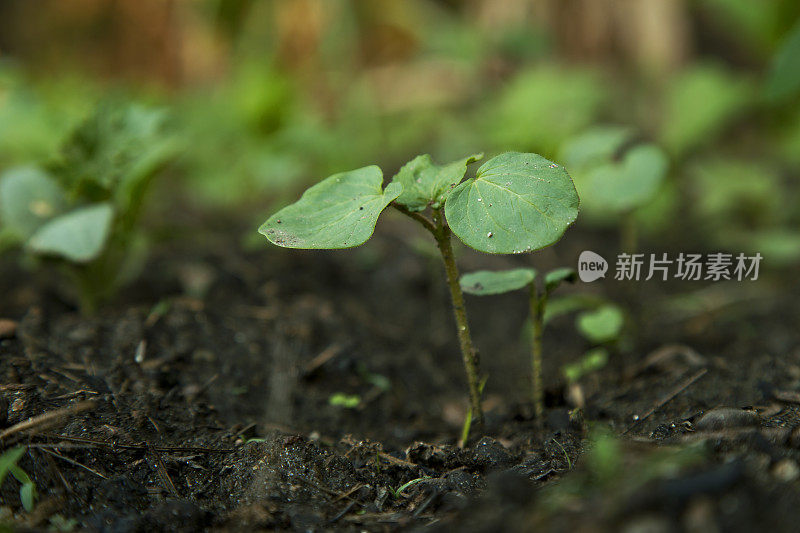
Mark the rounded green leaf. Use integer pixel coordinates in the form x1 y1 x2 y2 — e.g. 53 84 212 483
559 126 633 174
544 267 577 292
0 166 67 240
543 294 606 324
26 203 114 263
583 145 668 213
488 67 608 155
765 21 800 102
0 447 26 487
460 268 537 295
329 393 361 409
259 166 402 249
445 152 580 254
392 153 482 211
660 66 751 157
563 347 609 383
576 305 624 344
19 480 36 512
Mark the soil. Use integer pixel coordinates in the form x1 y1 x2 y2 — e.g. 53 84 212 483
1 215 799 532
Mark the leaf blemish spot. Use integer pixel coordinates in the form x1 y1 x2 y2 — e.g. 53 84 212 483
487 232 493 238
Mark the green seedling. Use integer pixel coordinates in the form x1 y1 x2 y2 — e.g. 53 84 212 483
538 291 625 385
560 126 669 252
562 347 609 384
460 376 487 448
576 305 625 345
687 157 800 263
328 392 362 409
488 67 608 156
389 476 431 499
460 267 577 421
765 20 800 102
659 65 752 158
538 428 706 518
260 152 580 433
0 102 178 313
0 447 36 512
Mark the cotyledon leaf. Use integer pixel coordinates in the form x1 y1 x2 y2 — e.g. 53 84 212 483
392 153 483 211
445 152 580 254
584 144 668 213
259 166 402 249
559 126 633 175
576 305 624 344
0 166 67 241
544 267 577 292
765 20 800 102
26 203 114 263
460 268 537 296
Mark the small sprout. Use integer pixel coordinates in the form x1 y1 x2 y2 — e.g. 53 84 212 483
390 476 431 498
460 267 576 421
260 152 579 437
356 363 391 391
0 103 178 314
328 393 361 409
560 126 668 251
576 305 624 344
0 447 37 512
563 347 609 383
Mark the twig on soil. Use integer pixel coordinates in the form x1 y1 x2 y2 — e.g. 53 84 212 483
295 475 360 504
50 390 101 400
624 344 707 379
303 343 344 376
36 448 74 495
623 368 708 435
332 483 364 503
187 374 220 401
551 438 572 470
0 400 97 443
38 447 108 480
329 500 358 523
342 511 406 525
772 389 800 404
149 447 180 497
36 433 235 454
376 451 419 469
412 490 438 517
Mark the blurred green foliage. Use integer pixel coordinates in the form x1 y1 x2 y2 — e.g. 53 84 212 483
487 67 608 157
659 65 753 158
0 0 797 287
0 102 178 312
765 21 800 102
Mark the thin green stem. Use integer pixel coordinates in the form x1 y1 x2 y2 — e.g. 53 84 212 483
391 202 436 233
393 204 484 433
621 210 637 254
529 284 546 422
431 211 484 431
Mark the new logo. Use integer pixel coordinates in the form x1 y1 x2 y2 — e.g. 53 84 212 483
578 251 608 282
